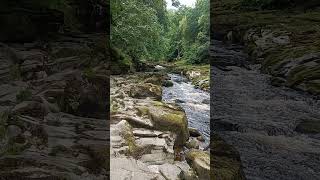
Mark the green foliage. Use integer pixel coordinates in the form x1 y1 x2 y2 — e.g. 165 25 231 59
110 47 134 74
111 0 209 65
166 0 210 64
111 0 168 61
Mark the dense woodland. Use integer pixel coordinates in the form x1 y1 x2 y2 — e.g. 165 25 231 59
111 0 210 73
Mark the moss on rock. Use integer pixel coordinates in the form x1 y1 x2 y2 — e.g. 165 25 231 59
186 150 210 180
136 101 189 148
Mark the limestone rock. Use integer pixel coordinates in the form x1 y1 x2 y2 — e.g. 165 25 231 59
110 157 163 180
186 150 210 180
158 163 182 180
129 83 162 100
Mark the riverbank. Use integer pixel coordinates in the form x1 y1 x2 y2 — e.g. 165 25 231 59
212 0 320 96
110 72 210 179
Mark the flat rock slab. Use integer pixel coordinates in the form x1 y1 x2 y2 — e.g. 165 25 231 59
110 157 164 180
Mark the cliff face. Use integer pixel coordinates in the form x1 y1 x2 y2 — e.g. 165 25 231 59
0 1 110 179
211 0 320 95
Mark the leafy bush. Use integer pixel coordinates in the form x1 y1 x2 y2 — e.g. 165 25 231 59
186 42 209 64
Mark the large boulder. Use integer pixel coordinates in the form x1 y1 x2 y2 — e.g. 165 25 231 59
136 101 189 148
186 150 210 180
137 101 189 161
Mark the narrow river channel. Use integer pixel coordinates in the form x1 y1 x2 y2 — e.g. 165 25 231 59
162 74 210 142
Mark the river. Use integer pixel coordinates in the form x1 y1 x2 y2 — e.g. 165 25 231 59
162 74 210 143
211 40 320 179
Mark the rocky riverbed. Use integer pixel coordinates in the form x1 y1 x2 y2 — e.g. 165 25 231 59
110 72 210 180
212 40 320 179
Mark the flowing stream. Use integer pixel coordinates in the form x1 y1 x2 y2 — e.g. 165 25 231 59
211 40 320 179
162 74 210 142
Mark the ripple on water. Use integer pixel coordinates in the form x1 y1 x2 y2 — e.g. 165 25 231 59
163 74 210 141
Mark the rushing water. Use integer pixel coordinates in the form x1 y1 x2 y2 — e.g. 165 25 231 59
162 74 210 141
211 40 320 179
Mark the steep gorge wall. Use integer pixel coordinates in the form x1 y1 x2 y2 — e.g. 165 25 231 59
211 0 320 95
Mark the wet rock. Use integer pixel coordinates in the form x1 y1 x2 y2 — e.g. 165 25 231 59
196 136 205 142
201 99 210 104
186 150 210 180
174 99 185 104
188 128 202 137
163 80 174 87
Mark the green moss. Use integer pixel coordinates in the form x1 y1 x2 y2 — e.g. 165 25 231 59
136 107 150 117
161 113 185 125
121 126 140 158
187 150 210 161
152 101 165 107
83 67 95 79
287 65 320 87
110 102 119 113
16 89 32 103
9 64 21 80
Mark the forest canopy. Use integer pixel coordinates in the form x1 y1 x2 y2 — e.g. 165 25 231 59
111 0 209 66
